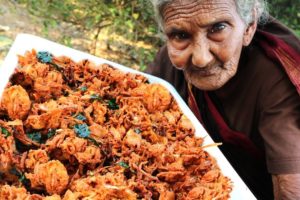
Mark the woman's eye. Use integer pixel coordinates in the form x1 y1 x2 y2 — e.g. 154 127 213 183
210 23 227 33
167 30 191 49
169 31 190 40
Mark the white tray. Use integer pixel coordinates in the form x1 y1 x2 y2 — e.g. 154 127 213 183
0 34 256 200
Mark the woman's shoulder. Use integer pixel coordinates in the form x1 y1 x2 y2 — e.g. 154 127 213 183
252 16 300 107
243 43 299 110
241 43 285 86
257 16 300 52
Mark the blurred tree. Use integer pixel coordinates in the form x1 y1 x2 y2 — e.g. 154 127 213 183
15 0 162 70
13 0 300 70
268 0 300 36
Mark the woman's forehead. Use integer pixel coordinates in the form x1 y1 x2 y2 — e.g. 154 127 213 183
162 0 237 25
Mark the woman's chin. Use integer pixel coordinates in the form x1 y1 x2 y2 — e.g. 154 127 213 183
192 83 224 91
187 76 226 91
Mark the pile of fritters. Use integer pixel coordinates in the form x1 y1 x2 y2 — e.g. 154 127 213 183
0 50 231 200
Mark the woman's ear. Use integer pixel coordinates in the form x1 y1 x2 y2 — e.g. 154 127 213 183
243 21 257 46
243 9 258 46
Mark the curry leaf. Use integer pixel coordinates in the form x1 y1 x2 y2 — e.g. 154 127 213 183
50 63 63 72
36 51 63 72
87 136 100 146
90 94 102 101
80 86 87 92
26 132 42 143
107 99 119 110
37 51 52 63
118 161 129 169
1 127 11 138
74 123 90 138
9 168 30 189
19 173 30 187
47 129 56 139
134 128 142 134
75 113 86 121
9 168 20 176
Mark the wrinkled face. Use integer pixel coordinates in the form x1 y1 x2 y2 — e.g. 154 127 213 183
162 0 256 90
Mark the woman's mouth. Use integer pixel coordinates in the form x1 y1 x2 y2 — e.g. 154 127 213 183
187 64 219 77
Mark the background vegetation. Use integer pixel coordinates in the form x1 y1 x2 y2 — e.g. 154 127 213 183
269 0 300 36
0 0 299 70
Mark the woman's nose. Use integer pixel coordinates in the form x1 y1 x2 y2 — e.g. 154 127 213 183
191 40 213 68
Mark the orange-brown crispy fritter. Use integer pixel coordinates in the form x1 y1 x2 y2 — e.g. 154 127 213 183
0 49 231 200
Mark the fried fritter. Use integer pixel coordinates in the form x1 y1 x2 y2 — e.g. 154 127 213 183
0 50 231 199
26 160 69 195
1 85 31 120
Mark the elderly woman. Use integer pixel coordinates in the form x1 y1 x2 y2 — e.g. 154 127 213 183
148 0 300 199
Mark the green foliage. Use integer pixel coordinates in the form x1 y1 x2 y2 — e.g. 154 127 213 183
268 0 300 37
0 7 5 15
61 35 72 47
16 0 161 70
0 35 13 51
14 0 300 70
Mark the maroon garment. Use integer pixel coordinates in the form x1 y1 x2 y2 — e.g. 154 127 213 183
256 30 300 95
147 18 300 200
187 83 264 159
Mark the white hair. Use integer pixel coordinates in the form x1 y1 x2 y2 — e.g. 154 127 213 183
150 0 268 30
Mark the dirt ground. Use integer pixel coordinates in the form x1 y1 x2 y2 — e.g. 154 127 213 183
0 0 32 65
0 0 92 65
0 0 149 69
